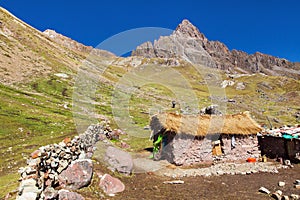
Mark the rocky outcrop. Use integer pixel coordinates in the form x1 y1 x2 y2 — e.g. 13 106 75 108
43 29 115 58
133 19 300 79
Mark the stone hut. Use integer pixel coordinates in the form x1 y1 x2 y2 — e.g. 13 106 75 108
150 112 262 165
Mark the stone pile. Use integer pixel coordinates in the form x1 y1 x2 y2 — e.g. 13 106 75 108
259 181 300 200
17 123 120 200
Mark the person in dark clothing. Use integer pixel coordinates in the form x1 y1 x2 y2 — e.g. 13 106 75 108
171 100 176 108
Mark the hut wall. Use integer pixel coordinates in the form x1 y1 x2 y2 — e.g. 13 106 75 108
258 136 300 162
221 135 260 161
286 139 300 162
164 134 260 166
258 136 286 159
166 134 213 165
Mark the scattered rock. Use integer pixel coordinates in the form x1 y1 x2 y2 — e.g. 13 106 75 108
58 159 93 190
120 141 130 149
290 194 300 200
99 174 125 195
163 180 184 184
58 189 85 200
43 187 58 200
278 181 286 187
236 82 246 90
282 195 290 200
271 192 281 200
284 160 292 166
275 190 283 196
259 186 270 194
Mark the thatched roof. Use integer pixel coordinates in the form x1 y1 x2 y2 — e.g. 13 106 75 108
150 112 262 136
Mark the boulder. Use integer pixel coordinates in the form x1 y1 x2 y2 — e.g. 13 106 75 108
58 189 84 200
105 146 133 174
58 159 93 190
99 174 125 195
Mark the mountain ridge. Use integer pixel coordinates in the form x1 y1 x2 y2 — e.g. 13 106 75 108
133 19 300 79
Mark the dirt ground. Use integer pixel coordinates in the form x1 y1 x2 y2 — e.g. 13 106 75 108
112 164 300 200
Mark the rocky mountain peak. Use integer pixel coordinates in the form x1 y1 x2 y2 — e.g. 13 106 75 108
174 19 207 41
133 19 300 79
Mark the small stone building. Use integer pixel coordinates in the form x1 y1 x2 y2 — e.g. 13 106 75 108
150 112 262 165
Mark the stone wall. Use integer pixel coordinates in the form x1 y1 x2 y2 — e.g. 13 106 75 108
164 134 213 165
17 123 114 200
258 135 300 162
221 135 260 161
162 133 260 165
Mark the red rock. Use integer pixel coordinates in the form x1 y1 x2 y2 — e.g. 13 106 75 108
31 150 41 159
63 137 71 144
58 159 93 190
120 141 130 149
58 189 84 200
99 174 125 195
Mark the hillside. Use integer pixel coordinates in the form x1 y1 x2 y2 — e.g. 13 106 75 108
0 7 299 199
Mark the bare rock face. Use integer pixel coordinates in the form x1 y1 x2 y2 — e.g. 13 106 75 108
133 19 300 79
99 174 125 195
58 159 93 190
133 19 216 68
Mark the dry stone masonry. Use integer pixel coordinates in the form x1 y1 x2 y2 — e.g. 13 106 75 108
16 123 120 200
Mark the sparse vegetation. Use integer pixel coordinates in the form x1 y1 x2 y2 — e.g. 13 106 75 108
0 6 299 199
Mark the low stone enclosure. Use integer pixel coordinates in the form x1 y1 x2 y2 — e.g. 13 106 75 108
150 112 263 165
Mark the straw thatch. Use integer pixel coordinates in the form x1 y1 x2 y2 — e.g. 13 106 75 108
150 112 262 136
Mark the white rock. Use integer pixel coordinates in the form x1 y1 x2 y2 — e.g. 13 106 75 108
16 192 37 200
163 180 184 184
290 194 299 200
259 186 270 194
275 190 283 196
278 181 285 187
282 195 289 200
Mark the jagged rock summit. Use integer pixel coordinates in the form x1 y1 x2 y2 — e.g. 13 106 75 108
174 19 207 40
133 19 300 79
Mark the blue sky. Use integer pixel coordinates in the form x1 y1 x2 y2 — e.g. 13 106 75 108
1 0 300 61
